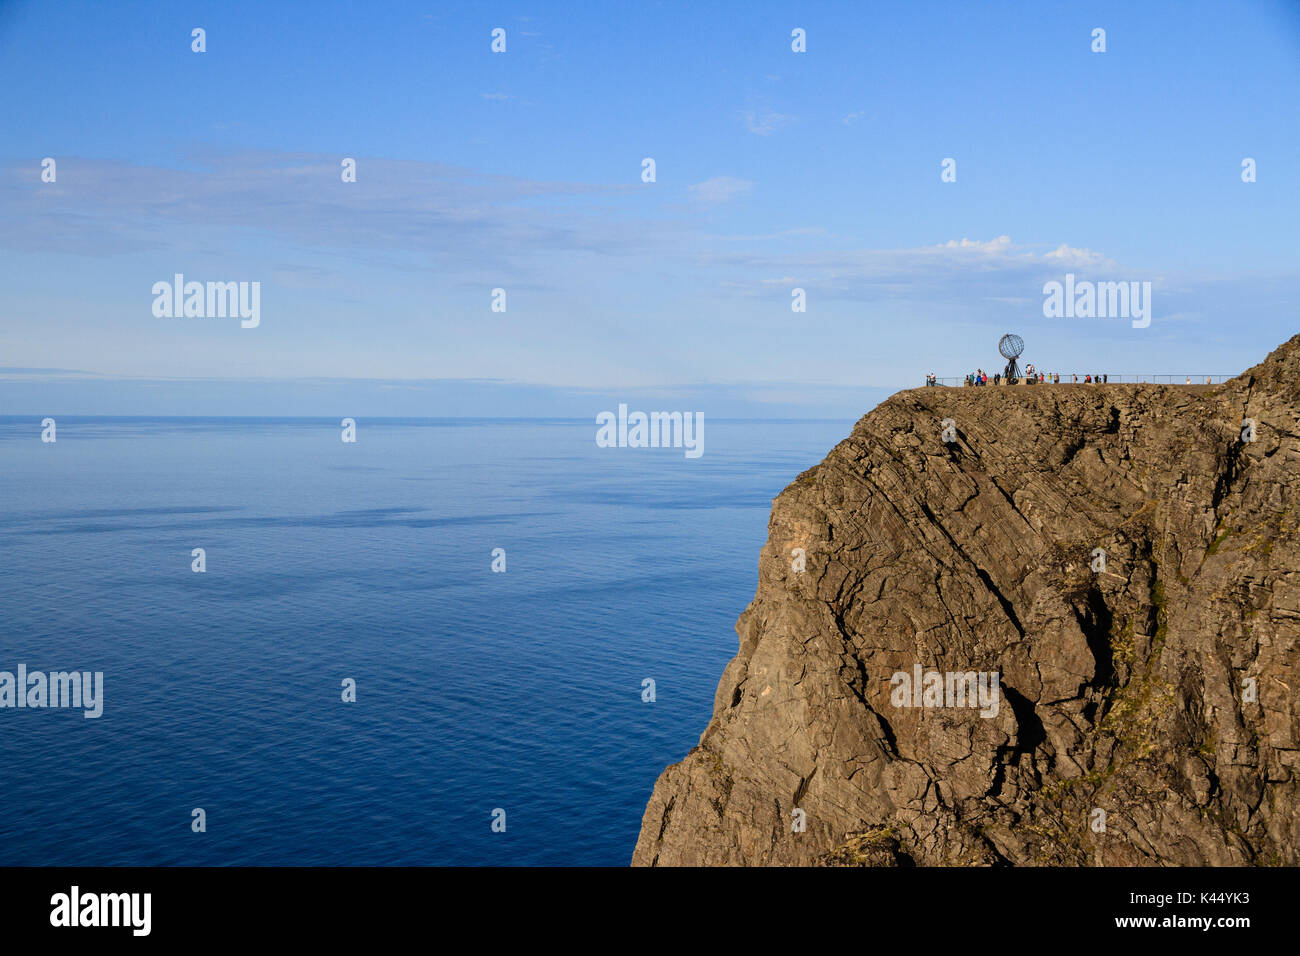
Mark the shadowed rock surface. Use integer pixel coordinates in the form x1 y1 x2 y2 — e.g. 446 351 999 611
633 335 1300 866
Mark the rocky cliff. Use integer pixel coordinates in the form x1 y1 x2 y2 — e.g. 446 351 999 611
633 336 1300 866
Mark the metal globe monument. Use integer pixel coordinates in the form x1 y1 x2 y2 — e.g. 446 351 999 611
999 333 1025 383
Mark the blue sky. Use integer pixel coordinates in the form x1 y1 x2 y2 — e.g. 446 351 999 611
1 0 1298 416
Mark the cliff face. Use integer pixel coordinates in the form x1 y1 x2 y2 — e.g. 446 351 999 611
633 336 1300 866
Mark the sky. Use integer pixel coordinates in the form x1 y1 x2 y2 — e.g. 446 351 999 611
1 0 1298 417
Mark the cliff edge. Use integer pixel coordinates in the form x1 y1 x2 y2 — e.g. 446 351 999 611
633 336 1300 866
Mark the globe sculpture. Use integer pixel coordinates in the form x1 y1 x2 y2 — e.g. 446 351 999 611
999 333 1024 383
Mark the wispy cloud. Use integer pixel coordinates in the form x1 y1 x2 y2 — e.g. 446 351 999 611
687 176 753 204
739 105 795 135
703 235 1129 302
0 151 671 276
712 227 829 242
1043 242 1117 269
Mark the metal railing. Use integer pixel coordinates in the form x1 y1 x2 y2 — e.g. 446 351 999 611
924 374 1234 387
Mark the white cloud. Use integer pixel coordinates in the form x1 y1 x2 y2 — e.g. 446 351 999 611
1043 243 1116 269
937 235 1015 253
688 176 754 204
739 107 795 135
713 227 828 241
0 151 661 273
700 235 1133 304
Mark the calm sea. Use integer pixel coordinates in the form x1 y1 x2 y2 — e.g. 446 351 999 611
0 416 849 865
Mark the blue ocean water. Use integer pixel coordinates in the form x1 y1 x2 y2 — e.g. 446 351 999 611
0 416 849 865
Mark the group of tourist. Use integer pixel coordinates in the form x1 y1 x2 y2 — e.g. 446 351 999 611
938 373 1222 385
928 369 1112 386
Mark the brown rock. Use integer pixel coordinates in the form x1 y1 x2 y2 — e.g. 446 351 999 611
632 336 1300 866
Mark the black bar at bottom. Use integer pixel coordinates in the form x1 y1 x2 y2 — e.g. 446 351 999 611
0 865 1276 941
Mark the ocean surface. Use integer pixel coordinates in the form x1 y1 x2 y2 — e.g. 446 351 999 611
0 416 851 865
